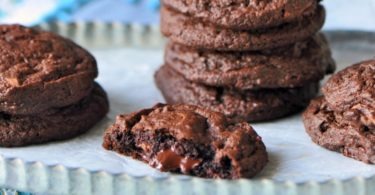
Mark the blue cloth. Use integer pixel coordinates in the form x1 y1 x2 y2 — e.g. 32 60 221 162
0 0 160 25
0 0 90 25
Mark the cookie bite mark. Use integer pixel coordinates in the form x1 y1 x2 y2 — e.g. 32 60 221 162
103 104 268 179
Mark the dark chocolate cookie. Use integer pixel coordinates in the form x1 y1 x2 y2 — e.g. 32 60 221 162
155 65 319 122
162 0 318 30
165 33 335 90
161 5 325 51
0 24 97 114
303 96 375 164
0 83 109 147
103 103 268 179
322 60 375 128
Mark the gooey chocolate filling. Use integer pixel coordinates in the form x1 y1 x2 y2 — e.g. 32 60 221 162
151 148 201 173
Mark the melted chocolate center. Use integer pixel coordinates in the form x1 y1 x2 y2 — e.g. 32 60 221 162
151 149 201 173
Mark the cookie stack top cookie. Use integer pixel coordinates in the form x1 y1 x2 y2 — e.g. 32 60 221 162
163 0 319 30
161 0 325 51
303 59 375 163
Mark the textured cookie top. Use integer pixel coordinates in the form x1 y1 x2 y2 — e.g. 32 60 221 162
303 96 375 163
162 0 318 30
322 60 375 127
0 24 97 89
165 33 335 89
112 104 260 145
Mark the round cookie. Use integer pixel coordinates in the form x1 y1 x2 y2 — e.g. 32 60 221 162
165 33 335 90
155 65 319 122
322 60 375 128
0 83 109 147
103 103 268 179
162 0 318 30
0 24 97 115
303 96 375 164
161 5 325 51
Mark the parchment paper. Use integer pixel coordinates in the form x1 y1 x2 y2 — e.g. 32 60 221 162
0 36 374 183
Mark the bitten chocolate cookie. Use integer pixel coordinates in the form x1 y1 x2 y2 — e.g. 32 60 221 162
0 83 109 147
322 60 375 128
0 24 97 115
155 65 319 122
165 34 335 90
162 0 318 30
103 104 268 179
161 5 325 51
303 97 375 164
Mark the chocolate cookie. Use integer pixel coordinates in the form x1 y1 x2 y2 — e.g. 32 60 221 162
162 0 318 30
0 24 97 115
303 96 375 164
160 5 325 51
0 83 109 147
103 103 268 179
322 60 375 128
165 34 335 90
155 65 319 122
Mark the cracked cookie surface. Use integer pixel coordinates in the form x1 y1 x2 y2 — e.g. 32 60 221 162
0 24 97 114
303 97 375 164
162 0 318 30
322 60 375 128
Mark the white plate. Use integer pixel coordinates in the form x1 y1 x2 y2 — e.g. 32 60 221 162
0 22 375 195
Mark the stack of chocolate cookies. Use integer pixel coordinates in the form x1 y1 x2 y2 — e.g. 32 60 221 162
304 60 375 164
0 25 109 147
155 0 336 122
